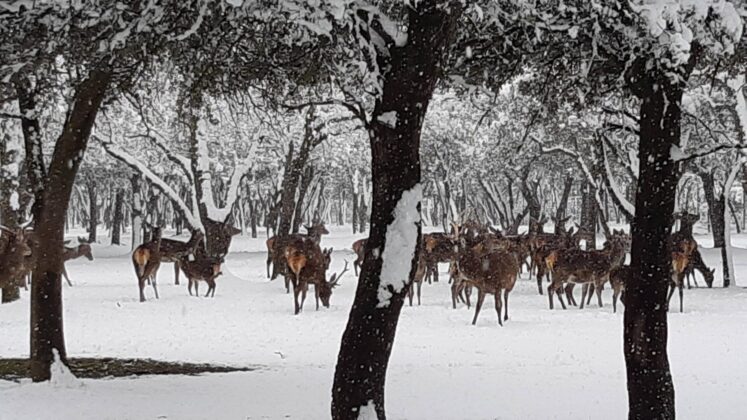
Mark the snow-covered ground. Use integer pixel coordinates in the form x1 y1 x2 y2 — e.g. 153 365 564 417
2 226 747 419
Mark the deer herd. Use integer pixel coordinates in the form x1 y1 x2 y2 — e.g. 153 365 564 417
0 211 716 322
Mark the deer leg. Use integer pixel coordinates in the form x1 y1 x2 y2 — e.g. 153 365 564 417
547 282 555 310
293 282 302 315
151 274 159 300
503 289 510 322
580 284 588 309
194 280 199 297
266 253 272 278
472 290 486 325
495 290 504 327
284 274 291 294
678 280 684 313
433 264 439 283
587 283 596 306
417 279 422 306
61 266 73 287
595 282 603 308
464 284 472 308
174 262 180 285
565 284 576 306
188 278 193 296
301 283 309 311
139 277 146 302
612 288 619 313
451 281 458 309
666 281 676 311
315 284 321 310
536 264 544 295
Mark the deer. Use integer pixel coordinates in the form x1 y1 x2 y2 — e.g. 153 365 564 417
268 222 330 288
60 242 94 286
132 227 163 302
529 227 576 295
0 226 33 290
609 265 630 313
668 237 697 313
158 230 204 285
284 236 347 314
565 229 631 306
451 227 520 326
546 234 627 310
351 238 367 276
421 232 457 284
407 252 428 306
181 254 223 297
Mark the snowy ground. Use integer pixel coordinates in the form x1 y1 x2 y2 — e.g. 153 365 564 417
2 226 747 419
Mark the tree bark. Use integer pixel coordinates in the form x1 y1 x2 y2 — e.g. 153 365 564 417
0 136 21 303
623 52 697 417
700 171 726 248
580 180 598 248
111 188 124 245
14 76 47 220
86 180 98 243
331 4 461 418
30 68 112 382
130 175 143 249
554 176 573 233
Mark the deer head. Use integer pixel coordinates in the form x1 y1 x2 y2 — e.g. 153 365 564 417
80 243 94 261
319 260 349 308
305 223 330 238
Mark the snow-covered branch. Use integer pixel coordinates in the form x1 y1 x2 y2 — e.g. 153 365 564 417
96 136 203 231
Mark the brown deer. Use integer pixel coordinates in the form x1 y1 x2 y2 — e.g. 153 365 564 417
284 237 347 314
60 243 94 286
565 229 630 306
668 237 697 313
132 228 163 302
268 222 330 285
422 232 457 284
351 238 367 276
451 232 520 326
609 265 630 313
529 228 576 295
0 226 33 290
683 249 715 289
181 254 223 297
158 230 204 285
407 252 428 306
546 235 627 310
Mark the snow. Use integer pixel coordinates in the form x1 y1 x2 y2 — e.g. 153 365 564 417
377 184 422 308
377 110 397 128
2 226 747 419
9 191 19 211
357 400 377 420
49 349 83 389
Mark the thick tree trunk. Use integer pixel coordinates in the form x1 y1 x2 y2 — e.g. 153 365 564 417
580 180 597 248
292 166 314 234
30 68 111 382
554 176 573 233
111 188 124 245
331 4 461 419
624 62 693 418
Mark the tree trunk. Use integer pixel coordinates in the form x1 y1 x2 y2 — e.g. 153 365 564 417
130 175 143 249
86 180 98 243
30 68 112 382
700 171 726 248
111 188 124 245
580 181 598 248
14 76 47 220
352 189 359 234
292 165 314 234
331 4 461 418
624 58 694 418
554 176 573 233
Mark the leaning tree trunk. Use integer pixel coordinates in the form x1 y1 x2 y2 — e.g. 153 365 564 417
292 165 314 234
624 51 697 417
111 188 124 245
331 4 461 419
30 68 111 382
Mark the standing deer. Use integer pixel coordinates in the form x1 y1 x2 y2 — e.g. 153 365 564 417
451 230 520 326
284 236 346 314
267 223 330 285
407 253 428 306
159 230 204 285
546 235 627 310
61 243 94 286
132 228 163 302
351 238 367 276
609 265 630 313
422 232 457 284
181 254 223 297
669 237 697 313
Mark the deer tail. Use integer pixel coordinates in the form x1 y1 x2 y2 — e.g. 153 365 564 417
133 249 149 278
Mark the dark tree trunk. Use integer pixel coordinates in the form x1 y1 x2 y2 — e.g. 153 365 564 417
249 195 258 238
86 180 98 243
554 176 573 233
623 49 697 417
111 188 124 245
358 194 368 234
30 68 112 382
699 171 726 248
352 188 359 233
580 180 598 248
331 4 461 418
292 165 314 234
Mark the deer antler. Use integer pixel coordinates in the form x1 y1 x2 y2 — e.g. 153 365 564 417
329 260 350 287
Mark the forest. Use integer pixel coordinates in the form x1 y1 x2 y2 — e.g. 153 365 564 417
1 1 746 419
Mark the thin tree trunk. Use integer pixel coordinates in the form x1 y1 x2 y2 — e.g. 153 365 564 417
86 180 98 243
331 4 461 418
700 171 726 248
130 175 143 249
30 68 112 382
111 188 124 245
